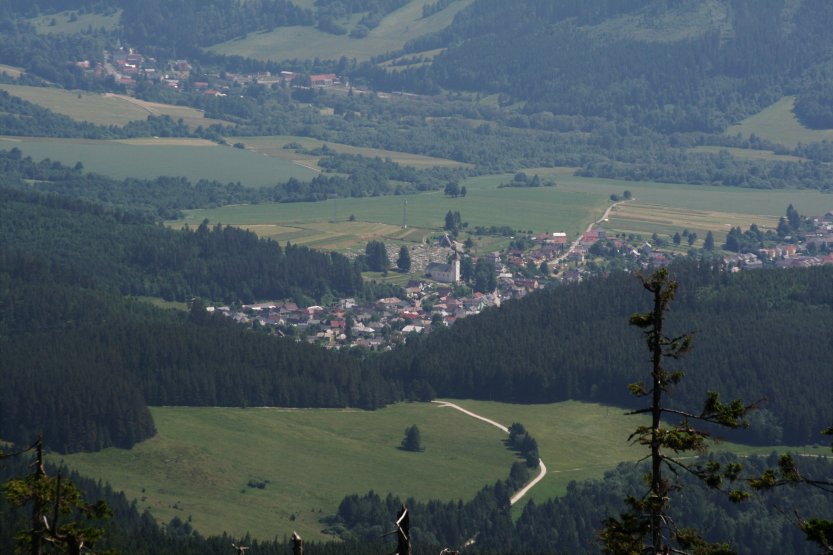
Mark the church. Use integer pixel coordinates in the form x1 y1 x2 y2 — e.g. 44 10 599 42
426 252 461 283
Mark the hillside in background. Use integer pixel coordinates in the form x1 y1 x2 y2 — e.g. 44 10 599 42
375 0 833 132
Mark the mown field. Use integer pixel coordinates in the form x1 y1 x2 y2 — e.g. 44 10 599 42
0 84 232 129
60 403 519 541
177 169 608 251
208 0 474 62
238 135 470 169
0 136 317 186
178 169 833 252
725 96 833 148
59 400 824 541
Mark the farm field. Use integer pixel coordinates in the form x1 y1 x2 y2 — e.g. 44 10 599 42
60 403 520 541
29 9 121 34
238 135 470 169
177 170 609 251
208 0 474 62
0 84 232 129
725 96 833 148
58 401 823 541
0 136 317 186
178 170 833 252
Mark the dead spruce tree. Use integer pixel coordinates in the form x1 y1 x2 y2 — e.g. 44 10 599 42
600 268 755 555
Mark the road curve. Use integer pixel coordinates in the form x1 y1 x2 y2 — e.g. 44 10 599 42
432 401 546 506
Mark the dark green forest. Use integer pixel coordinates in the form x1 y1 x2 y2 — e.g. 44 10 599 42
2 1 833 551
381 261 833 446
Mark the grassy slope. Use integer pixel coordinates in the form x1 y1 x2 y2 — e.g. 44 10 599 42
60 403 519 541
0 136 318 187
29 10 121 34
725 96 833 149
58 401 825 541
0 84 232 129
208 0 474 62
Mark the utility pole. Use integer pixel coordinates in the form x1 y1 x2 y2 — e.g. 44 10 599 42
402 199 408 229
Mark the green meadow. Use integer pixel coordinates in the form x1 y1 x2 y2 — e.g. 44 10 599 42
0 84 232 129
179 169 833 251
239 135 470 169
0 136 317 186
58 400 824 540
725 96 833 148
208 0 474 62
178 170 608 250
29 9 121 34
61 403 519 541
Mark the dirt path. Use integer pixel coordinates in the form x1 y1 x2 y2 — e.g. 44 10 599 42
432 401 546 506
555 199 628 265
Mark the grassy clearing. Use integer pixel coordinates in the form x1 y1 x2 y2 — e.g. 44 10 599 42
30 9 121 34
0 85 232 129
725 96 833 148
208 0 474 62
0 136 317 187
238 135 470 169
689 145 805 163
587 1 731 43
0 64 24 79
441 400 829 511
60 403 518 541
58 401 823 540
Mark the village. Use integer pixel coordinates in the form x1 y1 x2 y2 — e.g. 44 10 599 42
209 209 833 351
77 46 345 94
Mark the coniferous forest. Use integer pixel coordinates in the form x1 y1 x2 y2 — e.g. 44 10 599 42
2 0 833 552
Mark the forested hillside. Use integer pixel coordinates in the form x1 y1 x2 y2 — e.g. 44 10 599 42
388 0 833 132
0 187 365 303
381 260 833 445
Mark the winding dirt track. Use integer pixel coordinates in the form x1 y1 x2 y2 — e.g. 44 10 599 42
432 401 547 506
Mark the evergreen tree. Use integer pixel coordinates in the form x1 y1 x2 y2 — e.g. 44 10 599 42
400 425 422 452
704 230 715 251
673 232 682 245
787 204 801 231
397 245 412 272
365 240 389 272
601 268 751 554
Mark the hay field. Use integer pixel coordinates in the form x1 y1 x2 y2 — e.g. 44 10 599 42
0 85 232 129
0 136 318 187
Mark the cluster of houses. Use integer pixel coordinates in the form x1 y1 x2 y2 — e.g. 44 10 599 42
720 212 833 271
208 281 501 351
75 47 344 94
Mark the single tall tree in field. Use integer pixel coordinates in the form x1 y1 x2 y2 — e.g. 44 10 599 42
400 425 423 452
397 245 412 272
600 268 752 555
